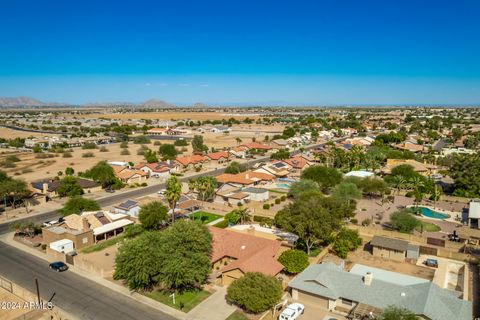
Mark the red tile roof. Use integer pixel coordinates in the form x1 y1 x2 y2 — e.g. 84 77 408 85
240 142 272 150
175 155 206 166
209 227 283 276
206 151 230 161
283 156 309 169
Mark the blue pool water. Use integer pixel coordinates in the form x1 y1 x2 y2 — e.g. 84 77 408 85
276 183 291 189
418 207 450 220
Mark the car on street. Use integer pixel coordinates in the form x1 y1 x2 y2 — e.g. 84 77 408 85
279 303 304 320
49 261 69 272
105 187 115 193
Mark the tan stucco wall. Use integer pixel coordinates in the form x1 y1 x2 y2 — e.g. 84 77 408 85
221 269 244 286
42 228 94 249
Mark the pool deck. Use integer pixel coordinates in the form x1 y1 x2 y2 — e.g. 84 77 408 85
407 205 462 224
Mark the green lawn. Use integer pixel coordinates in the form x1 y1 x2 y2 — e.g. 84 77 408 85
416 221 441 233
189 211 222 224
226 310 249 320
81 235 125 253
145 289 211 312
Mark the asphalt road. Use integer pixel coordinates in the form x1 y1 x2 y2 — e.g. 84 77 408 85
0 241 176 320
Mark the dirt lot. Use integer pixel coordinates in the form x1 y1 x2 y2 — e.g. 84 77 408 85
0 142 157 183
323 246 436 281
0 127 60 139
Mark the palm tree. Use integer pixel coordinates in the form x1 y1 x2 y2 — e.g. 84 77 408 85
391 175 406 195
409 176 425 210
194 176 217 221
235 208 252 224
164 176 182 223
187 179 196 193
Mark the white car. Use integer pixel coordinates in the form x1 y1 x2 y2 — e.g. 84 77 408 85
279 303 305 320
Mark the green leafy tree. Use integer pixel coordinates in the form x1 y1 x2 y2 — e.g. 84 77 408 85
138 201 169 230
158 144 178 161
83 161 120 188
446 154 480 197
275 193 341 254
0 171 29 210
164 176 182 221
227 272 282 313
191 135 208 153
270 149 290 160
333 228 362 259
56 176 84 197
301 165 343 193
114 220 212 291
278 250 309 274
59 197 100 216
224 161 244 174
390 209 419 233
65 167 75 176
288 180 320 199
144 149 158 163
380 306 417 320
331 182 362 207
282 127 295 138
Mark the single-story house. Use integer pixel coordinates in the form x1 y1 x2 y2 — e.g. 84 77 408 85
381 159 438 176
112 165 148 184
288 263 471 320
467 199 480 229
209 226 284 285
206 151 230 164
370 235 409 262
114 200 141 217
135 161 176 179
211 126 231 133
282 156 311 170
239 142 272 152
175 155 207 170
31 178 101 197
241 187 269 202
271 139 290 149
254 161 291 177
229 146 248 159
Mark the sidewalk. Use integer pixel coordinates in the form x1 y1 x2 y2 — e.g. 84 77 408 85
186 286 235 320
0 232 186 320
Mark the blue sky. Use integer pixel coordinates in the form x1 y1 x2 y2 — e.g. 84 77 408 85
0 0 479 105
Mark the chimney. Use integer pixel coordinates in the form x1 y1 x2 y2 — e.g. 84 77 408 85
245 173 249 179
364 272 373 286
42 183 49 194
82 218 90 231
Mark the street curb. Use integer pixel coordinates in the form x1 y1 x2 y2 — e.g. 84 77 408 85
0 233 186 320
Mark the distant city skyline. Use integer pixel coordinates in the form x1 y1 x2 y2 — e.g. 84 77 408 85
1 0 479 105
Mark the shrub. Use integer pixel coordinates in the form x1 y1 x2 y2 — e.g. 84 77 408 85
153 141 161 146
63 152 72 158
6 155 20 162
350 218 358 224
263 203 270 210
21 168 33 174
275 198 281 204
82 142 97 150
120 141 129 148
214 219 229 228
174 139 188 146
280 195 287 201
99 146 108 152
253 215 274 227
227 272 282 313
82 152 95 158
278 250 309 274
141 182 148 187
390 209 419 233
361 218 372 226
120 149 130 155
133 135 150 144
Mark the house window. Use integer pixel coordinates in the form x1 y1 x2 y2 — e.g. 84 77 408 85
341 298 353 306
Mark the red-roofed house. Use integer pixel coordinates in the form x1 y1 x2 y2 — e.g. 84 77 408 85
282 156 311 170
209 226 284 285
175 155 207 170
206 151 230 164
134 161 177 179
240 142 272 151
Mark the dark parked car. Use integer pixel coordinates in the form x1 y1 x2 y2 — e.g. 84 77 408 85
49 261 68 272
105 187 115 193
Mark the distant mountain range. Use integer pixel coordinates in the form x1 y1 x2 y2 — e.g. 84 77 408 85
0 96 178 108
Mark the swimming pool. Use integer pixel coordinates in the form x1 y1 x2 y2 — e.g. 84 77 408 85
276 183 291 189
418 206 451 220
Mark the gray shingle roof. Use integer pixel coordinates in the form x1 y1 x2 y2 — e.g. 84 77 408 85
288 263 471 320
370 235 409 252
